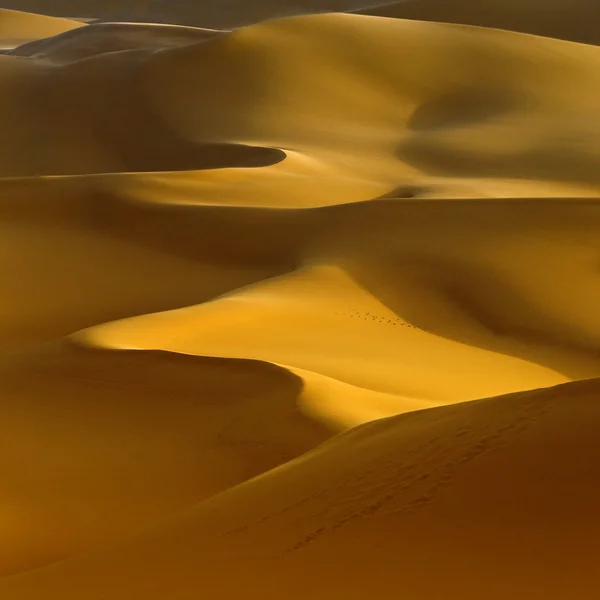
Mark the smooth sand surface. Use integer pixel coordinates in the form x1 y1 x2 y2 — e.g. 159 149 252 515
3 378 600 599
0 8 83 49
1 3 600 598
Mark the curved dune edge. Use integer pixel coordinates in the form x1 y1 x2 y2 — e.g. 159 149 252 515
73 197 600 392
0 8 83 49
0 340 336 576
0 328 431 576
1 377 600 599
10 22 227 63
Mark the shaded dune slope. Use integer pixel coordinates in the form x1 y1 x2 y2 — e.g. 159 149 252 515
2 378 600 599
10 22 226 63
0 2 418 29
3 0 599 41
361 0 600 46
0 341 330 576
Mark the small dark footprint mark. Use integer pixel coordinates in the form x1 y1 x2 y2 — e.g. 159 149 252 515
335 310 423 331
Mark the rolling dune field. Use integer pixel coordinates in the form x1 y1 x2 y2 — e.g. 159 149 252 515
1 2 600 598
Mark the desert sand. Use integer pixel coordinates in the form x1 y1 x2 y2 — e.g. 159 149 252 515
0 8 83 49
1 2 600 598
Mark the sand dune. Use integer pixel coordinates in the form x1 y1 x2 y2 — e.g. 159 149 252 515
0 342 331 576
1 3 600 598
0 8 82 49
77 197 600 398
2 378 600 599
10 22 226 63
2 12 600 191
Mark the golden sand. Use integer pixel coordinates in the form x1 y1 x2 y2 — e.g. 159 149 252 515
1 3 600 598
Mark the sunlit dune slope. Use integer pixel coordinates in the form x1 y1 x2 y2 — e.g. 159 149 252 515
0 8 82 49
2 377 599 599
4 174 600 386
76 197 600 403
361 0 600 46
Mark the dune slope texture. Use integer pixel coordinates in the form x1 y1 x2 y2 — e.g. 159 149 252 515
1 3 600 599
